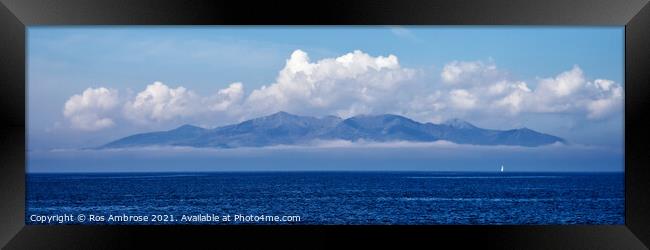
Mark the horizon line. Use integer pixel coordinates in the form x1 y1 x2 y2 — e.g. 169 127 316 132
26 170 625 174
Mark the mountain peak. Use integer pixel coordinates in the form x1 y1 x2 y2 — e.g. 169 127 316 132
322 114 341 119
442 118 476 129
255 111 302 122
269 111 293 117
173 124 204 131
350 114 414 122
101 113 565 149
343 114 418 127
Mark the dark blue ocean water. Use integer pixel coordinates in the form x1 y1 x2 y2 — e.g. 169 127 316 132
26 172 624 225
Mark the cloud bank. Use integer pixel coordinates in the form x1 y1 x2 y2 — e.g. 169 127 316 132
61 49 623 131
29 140 623 173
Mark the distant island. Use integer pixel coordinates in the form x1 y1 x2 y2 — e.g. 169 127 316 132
99 111 566 149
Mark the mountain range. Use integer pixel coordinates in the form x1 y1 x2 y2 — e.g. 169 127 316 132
100 111 565 149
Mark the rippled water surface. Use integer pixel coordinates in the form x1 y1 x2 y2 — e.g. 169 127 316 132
26 172 624 225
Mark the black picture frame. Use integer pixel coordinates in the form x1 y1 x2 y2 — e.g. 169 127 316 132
1 0 649 248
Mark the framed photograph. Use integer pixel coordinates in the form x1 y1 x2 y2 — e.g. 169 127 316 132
1 0 649 248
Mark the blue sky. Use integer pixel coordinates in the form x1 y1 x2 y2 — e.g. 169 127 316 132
28 26 623 95
27 26 624 172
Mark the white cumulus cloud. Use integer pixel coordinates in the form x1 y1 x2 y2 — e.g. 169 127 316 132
60 50 623 131
123 81 201 124
245 49 416 118
440 60 501 85
448 89 478 110
585 79 623 119
207 82 244 112
63 87 119 131
537 65 585 97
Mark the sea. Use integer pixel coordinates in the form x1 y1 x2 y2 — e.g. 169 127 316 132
26 172 624 225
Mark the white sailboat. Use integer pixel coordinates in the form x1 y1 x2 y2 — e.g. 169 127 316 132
500 165 504 172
